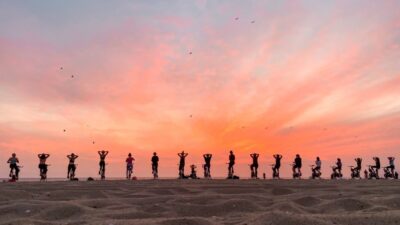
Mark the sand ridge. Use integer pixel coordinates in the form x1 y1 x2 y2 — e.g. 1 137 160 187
0 179 399 225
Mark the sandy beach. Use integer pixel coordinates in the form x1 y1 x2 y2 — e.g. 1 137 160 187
0 179 400 225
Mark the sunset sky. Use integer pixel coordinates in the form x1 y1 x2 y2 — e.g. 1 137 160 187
1 0 400 179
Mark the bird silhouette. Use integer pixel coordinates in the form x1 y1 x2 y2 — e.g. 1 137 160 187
235 17 239 20
251 20 255 23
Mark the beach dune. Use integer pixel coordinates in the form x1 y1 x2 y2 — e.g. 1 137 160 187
0 179 399 225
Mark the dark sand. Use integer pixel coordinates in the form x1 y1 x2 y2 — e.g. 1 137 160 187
0 179 400 225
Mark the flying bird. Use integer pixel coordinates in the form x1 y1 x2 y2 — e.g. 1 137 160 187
251 20 255 23
71 75 74 78
235 17 239 20
60 67 63 70
63 129 66 132
92 141 95 144
189 51 192 55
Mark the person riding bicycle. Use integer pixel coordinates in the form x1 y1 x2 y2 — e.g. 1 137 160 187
312 156 322 174
333 158 342 176
371 157 381 177
67 153 78 179
354 157 362 171
98 150 109 177
292 154 302 175
272 154 282 176
228 150 235 177
203 153 212 178
126 153 135 179
151 152 159 178
7 153 20 179
38 153 50 179
250 153 259 178
386 157 395 175
350 157 362 178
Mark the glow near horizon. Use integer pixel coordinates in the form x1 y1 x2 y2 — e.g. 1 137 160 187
0 0 400 178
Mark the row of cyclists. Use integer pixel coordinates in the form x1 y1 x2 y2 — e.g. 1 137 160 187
304 156 397 179
5 151 158 181
5 151 398 181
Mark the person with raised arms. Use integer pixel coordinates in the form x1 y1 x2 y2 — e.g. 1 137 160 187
67 153 78 179
38 153 50 180
98 150 109 179
203 153 212 178
250 153 259 178
178 151 188 178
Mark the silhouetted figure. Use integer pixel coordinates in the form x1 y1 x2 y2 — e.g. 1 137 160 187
331 158 343 179
292 154 302 178
335 158 342 174
386 157 395 175
371 157 381 178
311 157 322 179
228 150 235 178
98 150 108 180
38 153 50 180
250 153 259 178
190 164 198 179
67 153 78 180
384 157 398 179
351 158 362 179
178 151 188 179
151 152 159 179
7 153 20 180
203 154 212 178
272 154 282 178
126 153 135 179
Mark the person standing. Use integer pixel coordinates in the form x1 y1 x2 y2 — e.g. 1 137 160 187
228 150 235 178
151 152 159 179
126 153 135 179
272 154 282 178
203 153 212 178
178 151 188 178
98 150 109 179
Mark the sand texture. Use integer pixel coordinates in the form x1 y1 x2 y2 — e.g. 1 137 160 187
0 179 400 225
